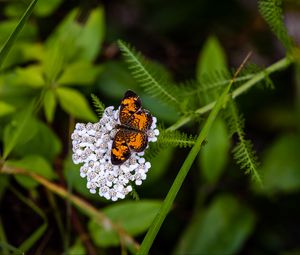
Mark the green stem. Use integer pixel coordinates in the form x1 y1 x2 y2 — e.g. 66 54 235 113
167 56 292 131
138 80 233 255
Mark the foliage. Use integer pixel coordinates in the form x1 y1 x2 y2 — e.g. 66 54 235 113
258 0 294 52
225 101 262 184
118 40 185 112
0 0 299 254
91 93 105 118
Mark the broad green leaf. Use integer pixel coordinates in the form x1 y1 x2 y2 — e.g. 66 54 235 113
76 7 105 61
47 7 105 62
13 119 61 162
254 134 300 194
57 87 97 121
197 36 227 80
10 65 45 87
0 101 15 117
7 155 57 189
58 61 102 86
0 0 38 68
43 89 56 122
63 155 96 199
88 200 162 247
175 195 255 255
199 117 230 183
43 39 66 84
3 103 37 159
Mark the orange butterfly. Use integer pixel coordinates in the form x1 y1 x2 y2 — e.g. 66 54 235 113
111 90 153 165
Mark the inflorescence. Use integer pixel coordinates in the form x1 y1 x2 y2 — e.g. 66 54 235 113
71 106 159 201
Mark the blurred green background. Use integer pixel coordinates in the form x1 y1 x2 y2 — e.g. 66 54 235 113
0 0 300 254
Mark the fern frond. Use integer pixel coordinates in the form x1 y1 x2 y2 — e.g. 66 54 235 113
182 71 244 104
91 94 105 117
117 40 183 111
258 0 294 51
225 100 262 184
145 129 196 159
158 129 196 148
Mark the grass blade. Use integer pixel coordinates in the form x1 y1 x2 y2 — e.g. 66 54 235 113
0 0 38 68
138 53 252 254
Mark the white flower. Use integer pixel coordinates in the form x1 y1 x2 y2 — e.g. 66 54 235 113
71 106 159 201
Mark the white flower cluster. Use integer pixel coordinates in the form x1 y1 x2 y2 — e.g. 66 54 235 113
71 106 159 201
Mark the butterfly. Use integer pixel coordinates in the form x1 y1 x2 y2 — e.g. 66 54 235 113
111 90 153 165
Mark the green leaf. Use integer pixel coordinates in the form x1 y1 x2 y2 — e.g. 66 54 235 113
196 36 228 105
47 7 105 62
11 65 45 87
13 119 61 162
7 155 57 189
91 94 105 118
175 195 255 255
197 36 227 80
43 89 57 122
88 200 162 247
43 38 66 84
3 103 37 159
0 0 38 68
200 117 230 183
258 0 294 52
76 7 105 61
58 61 102 86
255 134 300 194
56 87 97 121
0 101 15 117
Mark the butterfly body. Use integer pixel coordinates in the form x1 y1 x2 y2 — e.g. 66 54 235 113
111 90 152 165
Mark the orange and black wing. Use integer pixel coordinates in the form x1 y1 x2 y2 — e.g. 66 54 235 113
111 130 131 165
119 90 141 125
123 129 148 152
127 110 152 132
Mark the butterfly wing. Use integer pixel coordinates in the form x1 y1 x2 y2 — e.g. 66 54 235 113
123 129 148 152
111 130 131 165
119 90 141 125
128 110 153 132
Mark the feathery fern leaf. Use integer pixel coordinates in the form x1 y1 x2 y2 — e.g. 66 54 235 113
117 40 183 111
258 0 294 52
145 129 196 159
91 94 105 117
158 129 196 148
225 100 262 184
